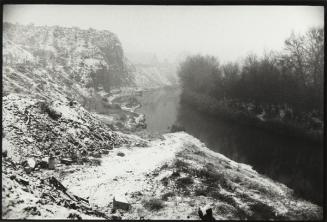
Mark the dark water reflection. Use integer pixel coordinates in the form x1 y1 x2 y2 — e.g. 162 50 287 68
137 87 323 205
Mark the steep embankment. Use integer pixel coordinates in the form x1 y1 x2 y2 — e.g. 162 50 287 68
64 132 322 220
2 93 146 219
2 93 322 220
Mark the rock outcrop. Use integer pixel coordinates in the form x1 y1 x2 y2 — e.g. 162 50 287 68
3 22 134 103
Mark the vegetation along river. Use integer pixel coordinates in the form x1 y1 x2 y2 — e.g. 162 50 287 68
136 87 323 205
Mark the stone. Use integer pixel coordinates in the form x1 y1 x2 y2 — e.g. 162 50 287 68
113 195 130 211
61 158 73 165
37 158 49 169
25 137 34 143
49 176 67 192
26 158 36 169
2 138 10 157
16 177 29 186
48 156 56 170
24 166 32 174
117 152 125 157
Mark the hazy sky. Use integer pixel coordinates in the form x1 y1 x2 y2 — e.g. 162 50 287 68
3 5 324 63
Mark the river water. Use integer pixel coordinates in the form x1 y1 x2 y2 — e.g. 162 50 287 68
136 87 323 205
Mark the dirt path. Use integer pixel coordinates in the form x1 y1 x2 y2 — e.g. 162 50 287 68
62 134 183 209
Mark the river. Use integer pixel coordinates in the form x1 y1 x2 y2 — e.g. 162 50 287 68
136 87 323 205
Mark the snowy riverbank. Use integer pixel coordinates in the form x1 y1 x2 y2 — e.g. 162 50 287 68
2 93 322 220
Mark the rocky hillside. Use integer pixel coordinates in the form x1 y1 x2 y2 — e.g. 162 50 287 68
2 93 147 219
3 22 133 103
3 22 179 102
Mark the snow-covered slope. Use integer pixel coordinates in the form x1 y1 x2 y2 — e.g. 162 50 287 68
63 132 322 220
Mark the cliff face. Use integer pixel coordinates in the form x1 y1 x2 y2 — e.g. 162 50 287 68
3 22 180 103
3 23 133 102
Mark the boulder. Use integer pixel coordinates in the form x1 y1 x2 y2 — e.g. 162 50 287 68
26 158 36 169
21 158 36 173
113 195 130 211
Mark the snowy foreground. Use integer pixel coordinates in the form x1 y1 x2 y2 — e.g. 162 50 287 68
2 94 322 220
63 133 322 220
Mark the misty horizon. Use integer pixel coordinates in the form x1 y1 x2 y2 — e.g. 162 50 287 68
3 5 324 63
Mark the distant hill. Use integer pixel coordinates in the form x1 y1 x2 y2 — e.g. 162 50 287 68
127 61 179 89
126 52 179 89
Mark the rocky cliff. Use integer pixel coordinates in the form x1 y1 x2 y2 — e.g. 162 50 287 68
3 22 133 103
3 22 179 102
